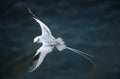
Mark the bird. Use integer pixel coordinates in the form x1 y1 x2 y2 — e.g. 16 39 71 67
28 8 96 72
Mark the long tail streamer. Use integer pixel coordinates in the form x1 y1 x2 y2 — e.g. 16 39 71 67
66 47 96 68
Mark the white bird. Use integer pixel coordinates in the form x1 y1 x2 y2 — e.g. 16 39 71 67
28 8 96 72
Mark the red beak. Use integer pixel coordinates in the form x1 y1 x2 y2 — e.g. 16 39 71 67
32 42 36 45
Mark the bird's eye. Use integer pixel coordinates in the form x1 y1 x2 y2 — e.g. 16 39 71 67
38 39 39 41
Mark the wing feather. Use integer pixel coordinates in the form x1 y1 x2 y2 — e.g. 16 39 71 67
28 8 52 35
29 45 53 72
33 17 52 35
29 52 47 72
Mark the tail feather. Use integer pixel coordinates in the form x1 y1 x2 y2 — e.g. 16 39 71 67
56 38 66 51
66 47 96 68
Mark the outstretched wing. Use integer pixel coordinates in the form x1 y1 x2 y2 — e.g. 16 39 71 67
33 17 52 35
29 45 53 72
28 8 52 35
29 52 41 72
29 52 47 72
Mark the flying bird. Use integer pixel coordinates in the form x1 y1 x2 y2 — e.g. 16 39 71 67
28 8 96 72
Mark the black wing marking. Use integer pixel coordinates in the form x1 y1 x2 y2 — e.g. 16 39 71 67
29 53 41 72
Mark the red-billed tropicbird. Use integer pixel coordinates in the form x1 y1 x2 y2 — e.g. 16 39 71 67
28 8 96 72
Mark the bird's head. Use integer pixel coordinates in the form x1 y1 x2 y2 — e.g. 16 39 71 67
32 36 41 45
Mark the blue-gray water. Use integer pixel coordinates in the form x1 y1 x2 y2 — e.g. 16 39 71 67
0 0 120 79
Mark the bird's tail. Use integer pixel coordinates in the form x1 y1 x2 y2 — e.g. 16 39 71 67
66 47 96 68
55 38 66 51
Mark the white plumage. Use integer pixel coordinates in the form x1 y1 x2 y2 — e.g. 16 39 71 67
28 8 96 72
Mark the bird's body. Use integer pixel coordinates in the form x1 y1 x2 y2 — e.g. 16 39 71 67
28 8 96 72
39 35 55 45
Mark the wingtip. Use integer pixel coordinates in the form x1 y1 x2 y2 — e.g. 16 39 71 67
28 8 41 23
28 8 32 14
28 67 34 73
28 8 37 18
28 69 33 73
28 63 36 73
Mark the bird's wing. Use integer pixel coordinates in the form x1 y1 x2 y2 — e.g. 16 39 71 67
28 8 52 35
33 17 52 35
29 45 53 72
